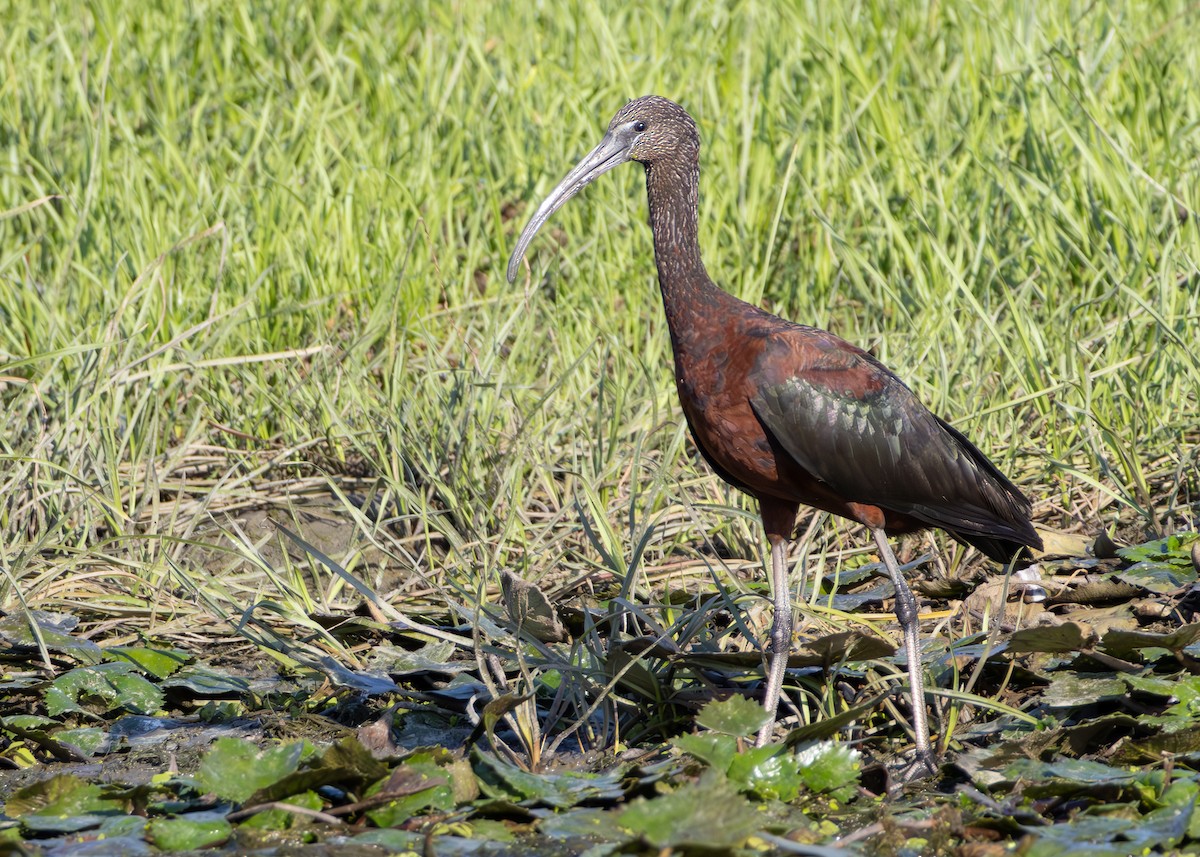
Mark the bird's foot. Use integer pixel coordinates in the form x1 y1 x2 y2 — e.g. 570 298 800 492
888 749 938 790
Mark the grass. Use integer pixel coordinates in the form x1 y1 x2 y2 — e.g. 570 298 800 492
2 0 1199 754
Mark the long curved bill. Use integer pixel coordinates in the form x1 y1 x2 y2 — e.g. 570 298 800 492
506 131 633 283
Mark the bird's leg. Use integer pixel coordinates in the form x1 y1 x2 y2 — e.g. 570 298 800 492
756 534 792 747
871 528 935 775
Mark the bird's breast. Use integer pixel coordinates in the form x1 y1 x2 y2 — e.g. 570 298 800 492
672 339 785 496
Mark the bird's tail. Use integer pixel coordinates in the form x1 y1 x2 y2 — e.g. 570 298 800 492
955 529 1042 566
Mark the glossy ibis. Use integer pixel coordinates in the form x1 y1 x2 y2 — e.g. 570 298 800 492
507 96 1041 769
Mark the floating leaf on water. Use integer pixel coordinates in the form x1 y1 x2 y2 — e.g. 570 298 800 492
1126 673 1200 719
103 645 190 679
1116 561 1196 593
195 737 305 803
145 814 233 850
1020 800 1192 853
55 727 110 756
18 812 112 834
538 806 626 841
364 641 468 676
1042 675 1128 708
1057 714 1144 758
160 665 255 697
352 830 426 851
4 774 124 819
1117 533 1200 566
618 770 762 849
239 789 324 831
364 763 457 828
1001 757 1140 791
1120 726 1200 762
240 736 388 806
473 750 626 808
1101 623 1200 659
0 611 103 664
1007 621 1096 654
320 735 391 783
3 714 58 731
46 663 164 716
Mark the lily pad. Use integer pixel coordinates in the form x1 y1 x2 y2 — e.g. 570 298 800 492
0 611 103 664
364 641 469 676
364 764 457 827
1101 623 1200 659
46 662 164 716
145 814 233 850
1042 675 1128 708
618 770 762 849
160 665 256 696
104 646 190 679
1008 621 1096 654
1116 561 1195 593
1117 533 1199 566
474 750 627 808
195 738 305 803
5 774 125 820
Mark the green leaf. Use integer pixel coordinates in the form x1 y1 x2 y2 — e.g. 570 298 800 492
792 742 861 799
672 732 739 773
538 807 627 841
0 611 103 664
46 663 164 716
56 727 110 756
352 830 426 851
161 665 255 696
473 750 625 808
364 763 457 827
1008 621 1096 654
240 790 324 830
319 735 390 783
999 758 1140 795
1116 561 1195 592
364 641 470 676
727 745 804 802
3 715 59 730
694 695 772 738
4 774 124 818
618 770 762 848
1042 675 1128 708
1103 624 1200 659
1117 534 1198 565
195 738 305 803
145 815 233 850
103 645 189 678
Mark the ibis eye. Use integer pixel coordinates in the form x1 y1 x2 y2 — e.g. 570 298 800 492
633 121 646 132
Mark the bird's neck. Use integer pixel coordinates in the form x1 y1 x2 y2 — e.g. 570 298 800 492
644 160 729 328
